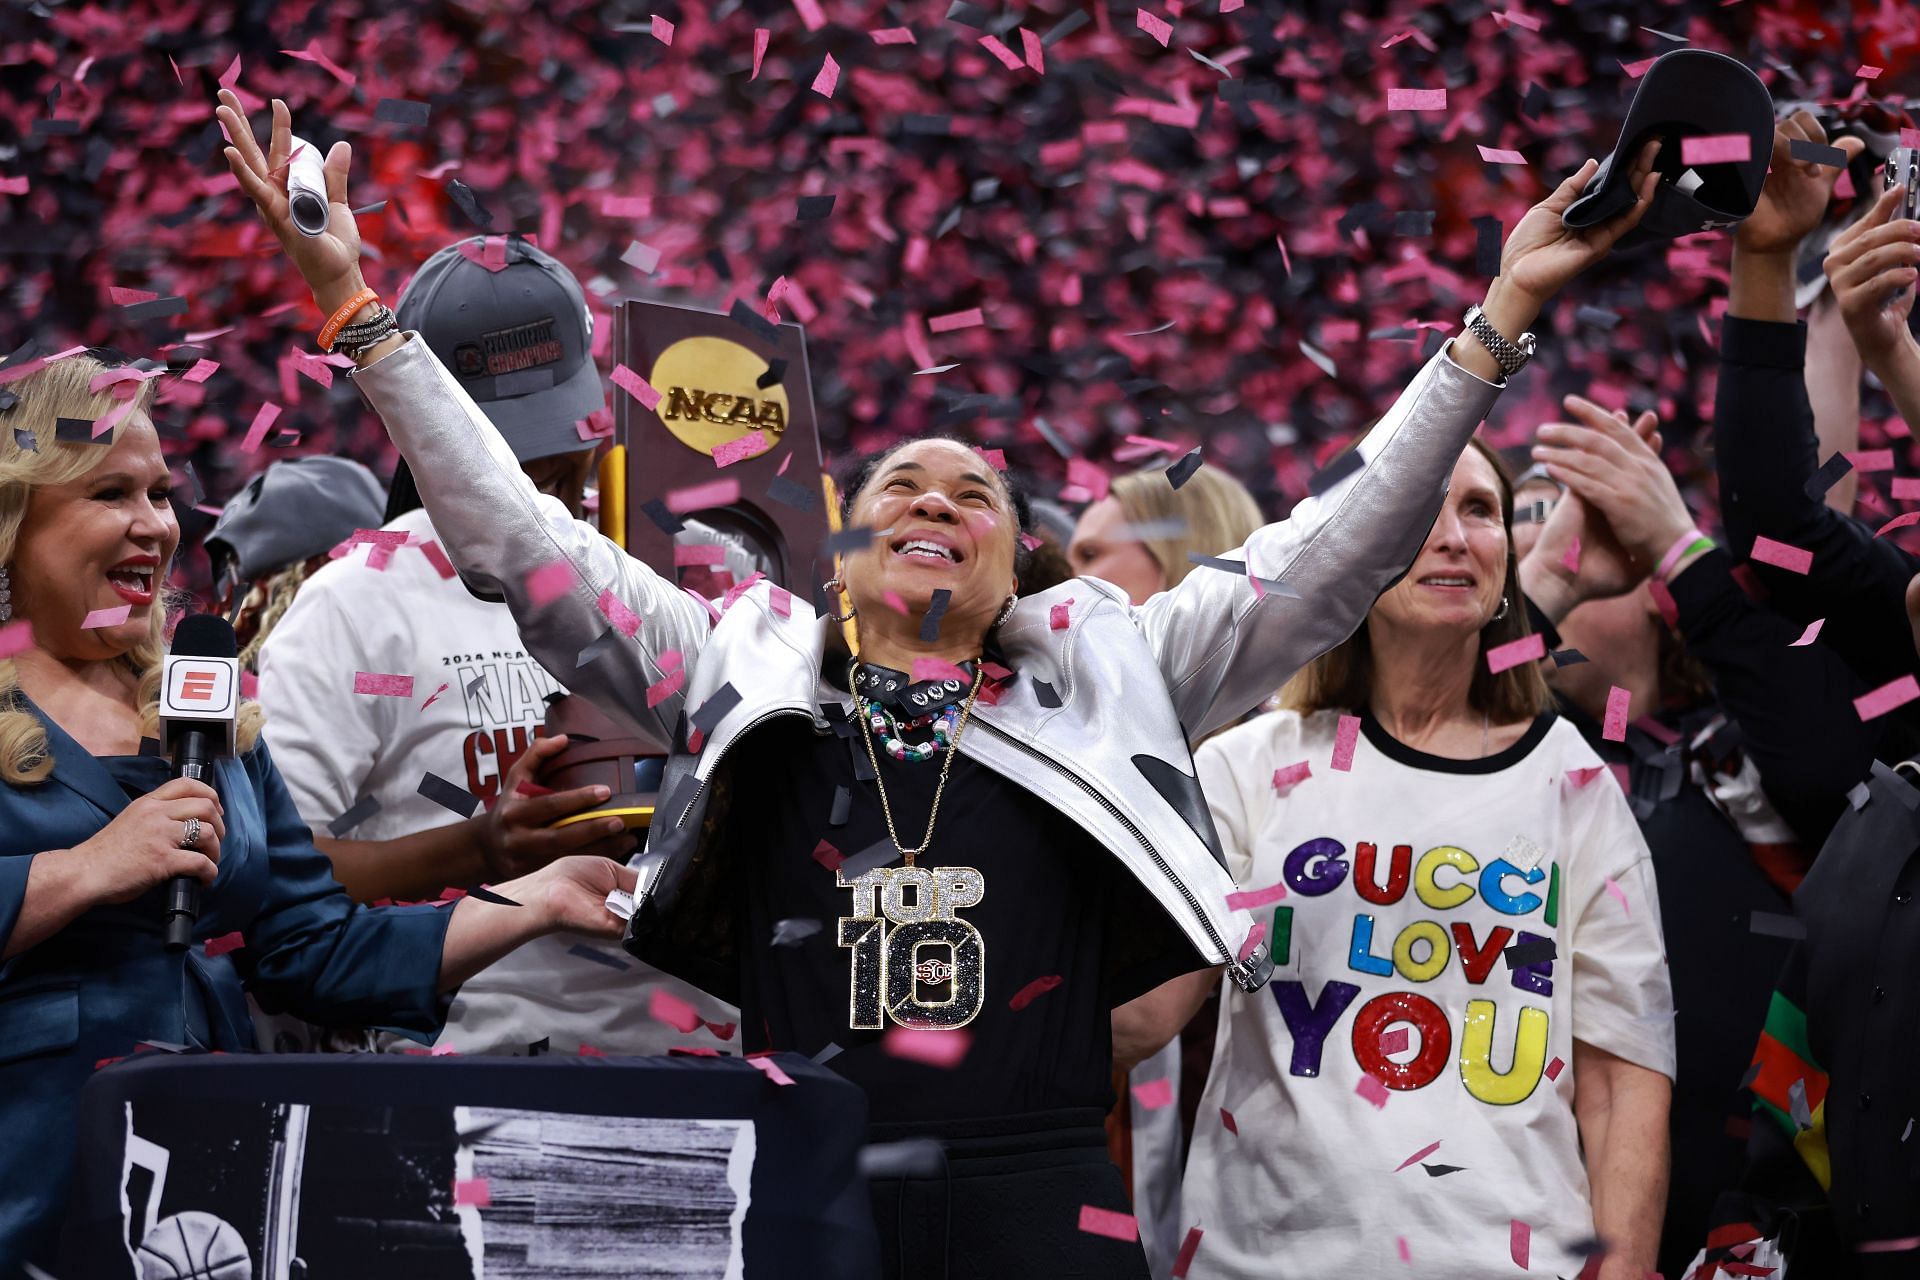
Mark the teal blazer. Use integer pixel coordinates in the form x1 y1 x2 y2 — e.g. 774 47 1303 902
0 702 454 1271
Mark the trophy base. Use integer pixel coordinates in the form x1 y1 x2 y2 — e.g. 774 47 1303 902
551 801 655 831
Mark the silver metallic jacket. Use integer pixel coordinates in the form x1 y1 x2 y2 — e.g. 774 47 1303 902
354 338 1504 996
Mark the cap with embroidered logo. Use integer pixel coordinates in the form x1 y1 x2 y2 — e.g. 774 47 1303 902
395 236 603 461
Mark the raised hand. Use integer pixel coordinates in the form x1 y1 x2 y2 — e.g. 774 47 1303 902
214 90 368 316
1531 398 1694 569
1499 140 1663 306
477 734 637 882
1825 183 1920 372
1736 111 1864 257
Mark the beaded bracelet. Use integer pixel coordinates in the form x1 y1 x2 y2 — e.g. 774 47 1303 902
317 286 379 350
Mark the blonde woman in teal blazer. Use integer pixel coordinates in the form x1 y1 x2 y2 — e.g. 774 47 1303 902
0 353 636 1272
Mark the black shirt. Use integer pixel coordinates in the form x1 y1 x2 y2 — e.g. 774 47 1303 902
713 708 1203 1128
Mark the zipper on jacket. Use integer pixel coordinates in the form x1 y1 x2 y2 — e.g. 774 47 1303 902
675 707 814 827
971 716 1254 988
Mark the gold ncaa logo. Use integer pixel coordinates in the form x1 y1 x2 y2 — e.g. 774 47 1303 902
647 336 789 458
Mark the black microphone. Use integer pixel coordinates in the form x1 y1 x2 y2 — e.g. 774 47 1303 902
159 614 240 951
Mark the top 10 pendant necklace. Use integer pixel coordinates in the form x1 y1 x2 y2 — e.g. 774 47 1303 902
837 657 990 1032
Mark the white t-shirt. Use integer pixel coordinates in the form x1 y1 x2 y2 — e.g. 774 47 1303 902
258 506 737 1055
1181 709 1675 1280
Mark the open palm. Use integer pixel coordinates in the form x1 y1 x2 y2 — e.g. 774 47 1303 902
1737 111 1863 255
215 89 367 312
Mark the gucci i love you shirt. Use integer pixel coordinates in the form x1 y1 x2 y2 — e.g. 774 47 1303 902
1182 709 1674 1279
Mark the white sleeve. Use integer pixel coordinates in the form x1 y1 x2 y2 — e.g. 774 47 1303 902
1565 786 1678 1079
257 579 393 834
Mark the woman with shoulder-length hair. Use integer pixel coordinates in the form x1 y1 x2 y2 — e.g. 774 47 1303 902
219 90 1659 1277
1173 438 1677 1279
0 352 639 1272
1067 465 1265 605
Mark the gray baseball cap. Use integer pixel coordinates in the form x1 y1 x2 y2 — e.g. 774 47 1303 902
205 456 388 583
396 236 604 461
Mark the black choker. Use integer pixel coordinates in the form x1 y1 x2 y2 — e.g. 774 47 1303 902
854 660 979 714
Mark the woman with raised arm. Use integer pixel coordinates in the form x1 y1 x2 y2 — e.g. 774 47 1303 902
219 90 1657 1278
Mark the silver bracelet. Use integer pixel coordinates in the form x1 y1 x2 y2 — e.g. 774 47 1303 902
335 307 400 359
1462 305 1537 378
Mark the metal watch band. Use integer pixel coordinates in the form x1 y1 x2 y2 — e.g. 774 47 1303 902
1463 305 1536 378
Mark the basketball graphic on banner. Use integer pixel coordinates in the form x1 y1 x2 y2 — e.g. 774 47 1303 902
136 1211 252 1280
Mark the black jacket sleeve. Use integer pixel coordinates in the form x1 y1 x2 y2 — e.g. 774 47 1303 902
1713 315 1920 687
1667 547 1875 847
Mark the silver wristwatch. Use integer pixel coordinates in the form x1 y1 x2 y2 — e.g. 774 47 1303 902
1462 305 1537 378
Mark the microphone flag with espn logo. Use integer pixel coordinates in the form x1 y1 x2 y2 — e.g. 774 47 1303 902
160 618 240 758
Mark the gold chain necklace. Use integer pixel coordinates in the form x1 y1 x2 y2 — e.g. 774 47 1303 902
848 657 986 867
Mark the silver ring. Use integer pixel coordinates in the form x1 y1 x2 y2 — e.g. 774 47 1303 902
181 817 203 850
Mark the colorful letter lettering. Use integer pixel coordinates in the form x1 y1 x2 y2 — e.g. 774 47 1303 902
1451 922 1513 985
1283 837 1350 897
1352 842 1412 905
1347 914 1394 977
1478 858 1545 916
1351 991 1450 1090
1459 999 1549 1105
1271 979 1361 1077
1414 845 1478 910
1391 919 1452 983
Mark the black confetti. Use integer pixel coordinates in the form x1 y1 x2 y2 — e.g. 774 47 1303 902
1187 553 1301 598
326 794 382 837
812 1042 843 1064
469 885 522 907
528 1037 550 1057
1748 911 1806 940
795 194 837 221
919 588 951 642
1804 452 1853 501
1421 1163 1466 1177
12 428 36 453
945 1 991 28
691 682 742 733
444 178 494 230
1473 215 1503 278
1307 448 1365 497
374 97 431 126
350 200 389 217
768 473 818 512
728 298 781 343
824 524 881 557
641 497 686 534
838 839 900 879
54 417 102 444
1502 937 1558 969
771 918 823 947
121 295 188 321
1165 448 1204 490
566 943 632 971
1788 138 1847 168
757 357 788 389
1550 648 1589 668
576 627 623 668
1032 677 1062 708
1042 9 1089 45
417 771 482 818
829 784 851 826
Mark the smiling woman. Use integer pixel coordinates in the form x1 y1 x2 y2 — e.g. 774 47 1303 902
0 353 644 1272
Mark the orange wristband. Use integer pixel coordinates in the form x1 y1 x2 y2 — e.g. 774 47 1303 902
318 287 379 350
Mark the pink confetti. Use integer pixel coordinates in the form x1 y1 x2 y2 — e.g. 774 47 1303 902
811 53 840 98
1566 766 1605 787
1136 9 1173 46
1544 1055 1565 1081
1856 65 1884 80
1859 1237 1920 1253
1355 1074 1390 1109
1225 882 1287 910
666 478 742 513
1236 922 1267 965
752 28 769 79
792 0 825 30
1021 28 1044 72
1131 1078 1175 1110
928 307 984 333
1855 674 1920 722
525 559 576 607
811 839 844 872
871 26 916 44
770 586 793 618
354 672 414 697
1619 56 1658 78
1332 714 1361 772
611 363 661 411
597 590 641 638
1847 449 1895 472
1749 535 1813 575
1877 512 1920 538
650 987 704 1033
1009 974 1063 1010
1378 1026 1410 1055
1681 134 1752 166
418 542 457 580
1602 685 1631 741
240 402 282 452
1397 1237 1412 1263
1559 535 1582 575
1171 1227 1203 1278
1050 601 1072 630
109 286 157 305
882 1026 972 1068
0 176 28 196
1892 478 1920 501
452 1177 491 1207
1509 1220 1531 1269
181 358 220 384
204 932 245 958
1078 1205 1140 1242
1603 877 1630 915
1272 761 1312 791
675 543 726 568
1789 618 1825 647
747 1055 795 1086
1387 87 1447 111
712 431 772 468
1476 145 1528 165
651 14 674 43
910 658 970 684
419 682 449 710
81 605 132 629
1394 1139 1441 1172
1219 1107 1238 1135
978 35 1025 71
0 622 33 659
1485 632 1546 674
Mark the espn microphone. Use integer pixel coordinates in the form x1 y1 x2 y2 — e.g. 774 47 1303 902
159 614 240 951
